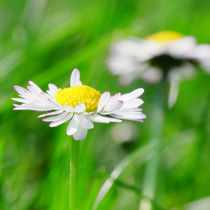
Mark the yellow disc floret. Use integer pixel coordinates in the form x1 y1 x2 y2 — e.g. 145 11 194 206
55 85 101 112
145 31 184 43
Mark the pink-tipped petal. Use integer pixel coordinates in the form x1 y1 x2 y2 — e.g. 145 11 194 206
103 100 124 113
13 86 28 95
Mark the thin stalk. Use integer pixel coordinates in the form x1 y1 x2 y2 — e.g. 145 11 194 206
70 139 80 210
139 82 166 210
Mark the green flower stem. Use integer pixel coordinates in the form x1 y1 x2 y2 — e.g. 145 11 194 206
70 139 80 210
139 82 166 210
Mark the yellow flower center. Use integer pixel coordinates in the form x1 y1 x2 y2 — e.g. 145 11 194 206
54 85 101 112
145 31 184 43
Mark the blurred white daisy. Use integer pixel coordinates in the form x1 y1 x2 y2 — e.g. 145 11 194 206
12 69 145 140
107 31 210 107
111 122 138 143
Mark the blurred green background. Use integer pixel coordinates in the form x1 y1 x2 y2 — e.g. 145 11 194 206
0 0 210 209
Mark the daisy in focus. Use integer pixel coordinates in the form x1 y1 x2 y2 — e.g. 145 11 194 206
12 69 145 140
107 31 210 106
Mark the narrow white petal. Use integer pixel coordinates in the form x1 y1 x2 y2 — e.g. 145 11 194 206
111 93 121 101
112 112 146 121
13 104 26 110
62 105 76 112
90 114 122 123
97 92 110 112
128 107 143 112
79 115 94 129
120 88 144 101
75 104 86 113
49 113 73 127
43 112 69 122
47 84 59 96
13 104 56 111
70 68 82 87
28 81 43 93
73 127 88 140
66 115 79 135
26 84 59 108
11 98 28 103
38 110 63 118
13 86 29 96
40 92 59 105
122 98 144 109
103 100 124 113
13 82 60 112
24 102 58 111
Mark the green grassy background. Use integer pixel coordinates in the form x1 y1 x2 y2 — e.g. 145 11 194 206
0 0 210 209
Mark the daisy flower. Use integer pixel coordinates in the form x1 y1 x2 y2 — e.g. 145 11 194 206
107 31 210 85
12 69 145 140
107 31 210 107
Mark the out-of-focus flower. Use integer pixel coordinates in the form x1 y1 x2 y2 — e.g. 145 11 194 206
185 197 210 210
111 122 138 143
12 69 146 140
107 31 210 106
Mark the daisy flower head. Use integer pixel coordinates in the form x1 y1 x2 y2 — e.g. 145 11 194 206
107 31 210 85
12 69 145 140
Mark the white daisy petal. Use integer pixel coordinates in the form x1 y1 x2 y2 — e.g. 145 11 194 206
43 112 69 122
122 98 144 109
70 68 82 87
13 104 57 111
49 113 73 127
75 104 86 113
11 98 28 103
67 115 79 135
28 81 43 93
13 86 29 96
13 81 60 111
112 112 146 121
13 104 25 110
111 93 121 101
90 114 122 123
97 92 110 112
79 115 94 129
62 105 76 112
73 127 88 141
47 84 59 96
38 110 64 118
103 100 124 113
120 88 144 101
